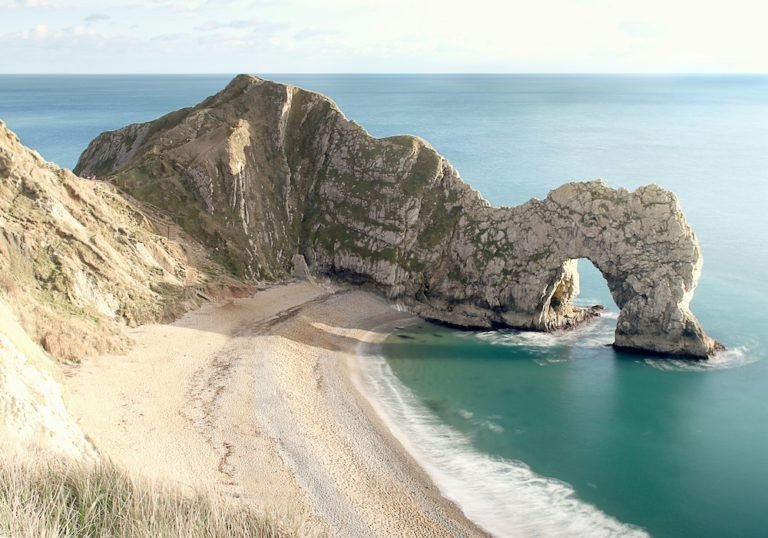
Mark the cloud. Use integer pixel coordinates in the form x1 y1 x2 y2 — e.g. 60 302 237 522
151 32 190 42
196 18 285 33
151 0 206 14
0 0 52 7
205 0 285 6
292 27 336 43
2 0 768 73
0 22 135 47
619 21 660 39
28 23 49 40
84 13 112 23
197 20 253 32
70 25 98 38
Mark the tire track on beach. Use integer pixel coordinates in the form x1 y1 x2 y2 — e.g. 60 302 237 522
247 290 485 538
180 341 249 490
178 284 484 537
247 288 352 333
180 286 347 496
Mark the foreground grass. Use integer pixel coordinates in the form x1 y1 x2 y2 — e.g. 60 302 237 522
0 459 288 538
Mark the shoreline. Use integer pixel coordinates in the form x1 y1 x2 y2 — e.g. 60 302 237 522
341 314 491 536
65 281 487 537
349 310 651 538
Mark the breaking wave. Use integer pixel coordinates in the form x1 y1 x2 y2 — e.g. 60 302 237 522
471 311 618 354
357 344 648 537
642 345 757 371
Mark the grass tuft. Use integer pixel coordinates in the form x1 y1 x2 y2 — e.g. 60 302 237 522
0 458 288 538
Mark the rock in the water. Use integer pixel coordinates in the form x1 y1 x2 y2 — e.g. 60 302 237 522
75 74 722 358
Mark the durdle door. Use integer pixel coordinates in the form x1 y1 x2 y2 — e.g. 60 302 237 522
75 74 721 358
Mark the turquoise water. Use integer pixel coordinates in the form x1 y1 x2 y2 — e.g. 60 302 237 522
1 75 767 537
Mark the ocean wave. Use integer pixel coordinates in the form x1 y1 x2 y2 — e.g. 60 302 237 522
473 312 618 352
575 297 613 308
359 351 648 538
642 345 757 371
454 408 505 433
480 419 504 433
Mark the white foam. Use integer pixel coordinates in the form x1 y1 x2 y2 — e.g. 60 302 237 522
358 349 648 538
458 408 474 419
480 419 504 433
642 345 757 371
475 311 618 354
575 297 612 307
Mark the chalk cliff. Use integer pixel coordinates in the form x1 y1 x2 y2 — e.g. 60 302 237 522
0 299 95 461
1 121 249 360
0 121 246 457
76 75 721 357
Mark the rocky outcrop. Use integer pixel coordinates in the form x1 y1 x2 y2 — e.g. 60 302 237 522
76 75 721 358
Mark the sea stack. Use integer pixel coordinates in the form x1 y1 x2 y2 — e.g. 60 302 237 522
75 74 721 358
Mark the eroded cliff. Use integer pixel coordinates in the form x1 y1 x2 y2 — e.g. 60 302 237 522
1 121 250 360
76 74 721 357
0 121 247 457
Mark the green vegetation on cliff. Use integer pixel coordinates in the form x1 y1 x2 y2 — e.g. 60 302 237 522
74 75 720 358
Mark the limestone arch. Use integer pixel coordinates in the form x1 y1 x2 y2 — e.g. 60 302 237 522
517 182 716 357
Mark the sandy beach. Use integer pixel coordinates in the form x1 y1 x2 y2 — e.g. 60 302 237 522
65 280 487 537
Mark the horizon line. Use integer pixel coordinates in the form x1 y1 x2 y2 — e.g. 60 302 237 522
1 72 767 77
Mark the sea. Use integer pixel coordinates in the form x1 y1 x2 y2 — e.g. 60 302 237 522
1 74 766 537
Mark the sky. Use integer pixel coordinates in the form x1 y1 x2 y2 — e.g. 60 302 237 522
1 0 767 73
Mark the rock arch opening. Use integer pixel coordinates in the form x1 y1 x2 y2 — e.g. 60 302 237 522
572 258 618 311
74 75 720 358
540 258 616 333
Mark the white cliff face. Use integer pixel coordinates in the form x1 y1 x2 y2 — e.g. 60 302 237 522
75 75 721 358
0 120 250 459
0 300 96 461
437 181 719 357
0 120 248 361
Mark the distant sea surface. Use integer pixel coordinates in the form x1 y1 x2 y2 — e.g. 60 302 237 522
2 74 767 537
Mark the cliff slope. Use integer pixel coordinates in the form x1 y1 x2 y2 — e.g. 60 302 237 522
0 121 246 458
0 298 94 460
1 121 249 361
76 75 720 357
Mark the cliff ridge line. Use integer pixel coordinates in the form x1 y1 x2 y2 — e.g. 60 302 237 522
75 74 721 358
